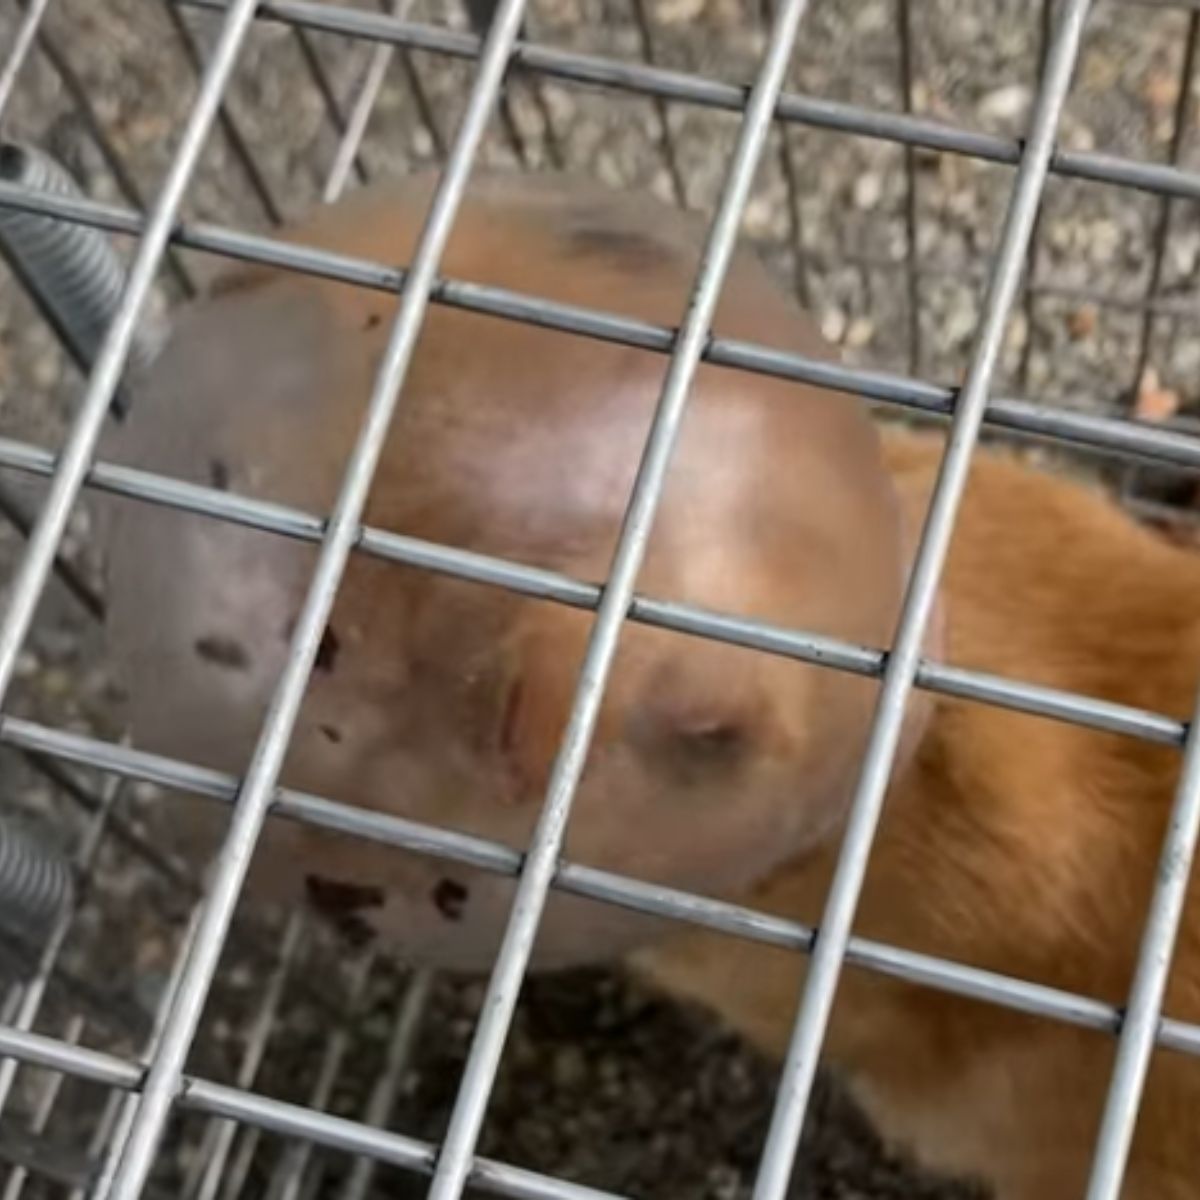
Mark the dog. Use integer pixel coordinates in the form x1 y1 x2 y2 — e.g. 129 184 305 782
98 170 1200 1199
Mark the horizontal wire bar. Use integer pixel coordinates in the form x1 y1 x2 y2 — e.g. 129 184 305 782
3 714 1200 1060
3 178 1198 478
179 0 1200 202
4 4 1195 1176
0 433 1184 748
0 1024 627 1200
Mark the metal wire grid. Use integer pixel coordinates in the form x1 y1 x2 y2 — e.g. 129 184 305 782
0 0 1198 1198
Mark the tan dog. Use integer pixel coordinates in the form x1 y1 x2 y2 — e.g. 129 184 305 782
98 172 1200 1199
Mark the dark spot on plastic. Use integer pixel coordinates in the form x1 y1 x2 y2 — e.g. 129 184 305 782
363 312 382 330
319 723 343 744
306 875 384 918
432 878 468 921
208 458 230 490
314 625 340 673
193 634 249 671
336 913 377 948
566 224 675 269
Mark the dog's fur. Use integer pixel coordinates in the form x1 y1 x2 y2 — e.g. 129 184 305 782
635 429 1200 1199
100 171 1200 1199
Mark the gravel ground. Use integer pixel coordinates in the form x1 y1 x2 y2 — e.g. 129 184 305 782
0 0 1199 1196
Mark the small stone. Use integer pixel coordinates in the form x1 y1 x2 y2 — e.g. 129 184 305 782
852 172 882 210
979 84 1031 125
411 126 434 159
654 0 705 23
1067 305 1098 341
1135 367 1180 423
38 667 72 697
844 316 875 349
1088 219 1121 265
741 193 778 238
820 308 847 344
553 1045 586 1088
1143 69 1179 115
1005 310 1029 356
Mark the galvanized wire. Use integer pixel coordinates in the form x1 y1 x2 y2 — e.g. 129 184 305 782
0 0 1198 1197
428 4 814 1190
751 1 1094 1195
0 141 165 413
5 2 196 296
99 2 533 1195
9 177 1200 472
177 0 1200 201
0 0 52 122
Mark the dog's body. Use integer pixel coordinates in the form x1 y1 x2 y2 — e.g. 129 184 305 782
636 431 1200 1199
98 171 1200 1199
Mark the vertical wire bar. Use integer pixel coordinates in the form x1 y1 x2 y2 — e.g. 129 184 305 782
185 915 305 1200
748 4 1094 1198
397 53 448 162
17 15 195 296
464 0 533 167
424 4 813 1197
337 969 432 1200
1082 725 1200 1195
90 902 207 1200
0 0 263 711
215 1128 259 1200
524 75 565 170
0 1013 84 1200
0 991 20 1025
1121 8 1199 505
322 0 413 205
506 6 565 172
71 1090 124 1200
316 30 440 1196
0 771 124 1114
1015 0 1054 392
0 0 52 120
1131 8 1199 391
216 1119 260 1200
289 26 370 188
896 0 922 375
100 3 529 1194
0 479 105 621
496 85 532 167
758 0 812 307
155 0 283 227
367 0 446 163
629 0 688 208
262 950 377 1200
773 123 812 307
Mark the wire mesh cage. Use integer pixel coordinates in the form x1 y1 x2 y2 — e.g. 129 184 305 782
1 0 1200 1198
